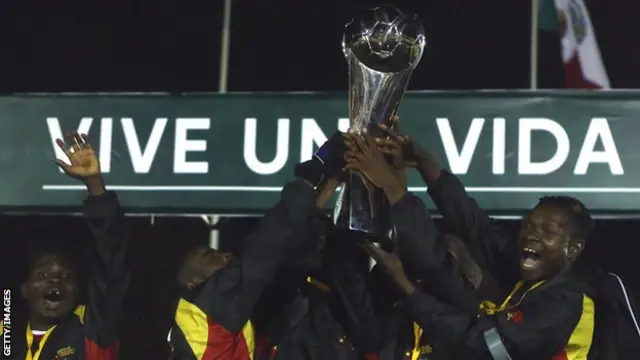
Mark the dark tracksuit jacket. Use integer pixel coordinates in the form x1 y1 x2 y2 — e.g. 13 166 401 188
12 191 129 360
253 230 369 360
406 170 597 359
168 179 317 360
338 193 484 360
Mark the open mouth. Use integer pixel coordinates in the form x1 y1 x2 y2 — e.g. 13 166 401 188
42 289 64 308
521 247 542 269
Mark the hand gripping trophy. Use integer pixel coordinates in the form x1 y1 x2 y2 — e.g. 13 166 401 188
333 5 426 238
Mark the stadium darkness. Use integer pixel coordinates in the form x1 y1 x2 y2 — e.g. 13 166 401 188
1 0 638 92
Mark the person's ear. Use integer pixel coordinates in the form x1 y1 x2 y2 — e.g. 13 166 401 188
568 239 584 261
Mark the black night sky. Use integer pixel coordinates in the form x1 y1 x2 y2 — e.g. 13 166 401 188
2 0 639 93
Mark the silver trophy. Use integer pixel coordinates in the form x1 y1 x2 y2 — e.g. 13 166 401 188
333 5 426 237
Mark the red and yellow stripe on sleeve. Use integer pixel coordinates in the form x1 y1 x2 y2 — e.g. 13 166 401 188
175 298 255 360
74 305 120 360
552 294 595 360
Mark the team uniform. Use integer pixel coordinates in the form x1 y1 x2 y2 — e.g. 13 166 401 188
253 224 374 360
168 179 317 360
339 193 486 360
12 191 128 360
415 170 595 359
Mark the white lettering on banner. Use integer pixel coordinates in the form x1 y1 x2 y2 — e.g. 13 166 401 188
121 118 168 174
243 118 290 175
492 118 506 175
46 117 93 173
574 118 623 175
44 116 624 184
98 118 113 172
299 118 351 162
174 118 210 174
518 118 570 175
436 117 485 174
435 117 622 176
337 118 351 132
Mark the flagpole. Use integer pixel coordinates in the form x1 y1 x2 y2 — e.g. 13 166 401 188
209 0 232 250
530 0 539 90
218 0 231 93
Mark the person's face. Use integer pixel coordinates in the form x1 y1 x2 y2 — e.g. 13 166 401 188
517 204 583 281
182 247 233 288
21 254 78 323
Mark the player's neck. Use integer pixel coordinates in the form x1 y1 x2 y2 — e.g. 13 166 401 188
29 314 57 331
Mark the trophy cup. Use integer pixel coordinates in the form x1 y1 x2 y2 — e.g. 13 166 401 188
333 5 426 237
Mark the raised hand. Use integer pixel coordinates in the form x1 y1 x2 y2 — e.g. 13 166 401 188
361 242 404 275
375 115 404 168
343 131 400 190
343 131 407 204
361 242 415 295
375 116 429 168
54 133 101 179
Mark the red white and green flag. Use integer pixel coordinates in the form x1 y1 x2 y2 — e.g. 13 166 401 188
537 0 610 89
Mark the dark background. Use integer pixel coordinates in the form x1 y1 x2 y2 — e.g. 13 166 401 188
2 0 640 359
2 0 639 92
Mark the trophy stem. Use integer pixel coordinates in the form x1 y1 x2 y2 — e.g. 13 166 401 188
334 170 390 236
336 5 425 238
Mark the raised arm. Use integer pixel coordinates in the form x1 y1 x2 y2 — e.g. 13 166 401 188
53 133 129 359
425 169 518 284
81 184 128 359
376 122 518 285
197 178 317 333
364 243 593 360
188 131 349 334
169 179 317 360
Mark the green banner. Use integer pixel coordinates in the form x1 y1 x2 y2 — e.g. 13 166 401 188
3 91 640 214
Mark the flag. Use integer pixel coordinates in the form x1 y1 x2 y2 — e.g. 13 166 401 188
539 0 610 89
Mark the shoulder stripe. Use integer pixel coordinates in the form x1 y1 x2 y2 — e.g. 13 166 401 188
555 294 594 360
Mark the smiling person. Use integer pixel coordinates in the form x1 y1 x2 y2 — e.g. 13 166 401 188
374 122 597 359
15 132 128 360
365 198 595 360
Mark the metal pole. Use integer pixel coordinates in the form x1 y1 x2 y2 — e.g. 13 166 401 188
530 0 540 90
209 0 232 250
218 0 232 93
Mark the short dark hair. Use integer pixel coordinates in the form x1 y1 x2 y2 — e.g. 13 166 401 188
28 251 76 272
27 237 79 274
535 196 593 241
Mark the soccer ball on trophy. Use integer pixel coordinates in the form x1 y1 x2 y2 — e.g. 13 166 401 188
342 4 426 73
